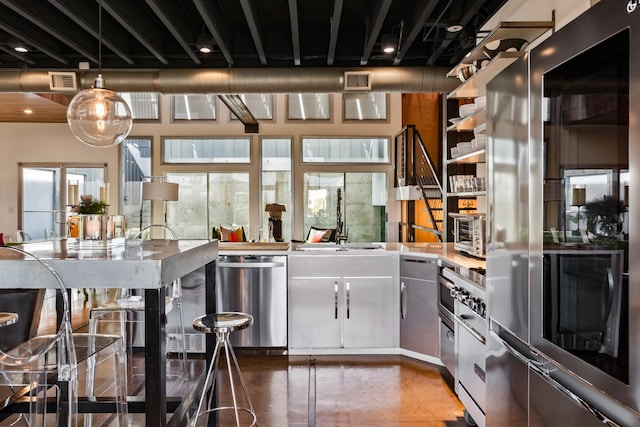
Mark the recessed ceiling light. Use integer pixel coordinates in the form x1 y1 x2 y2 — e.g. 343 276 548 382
14 46 29 53
23 109 33 114
446 24 463 33
381 34 397 54
199 46 212 54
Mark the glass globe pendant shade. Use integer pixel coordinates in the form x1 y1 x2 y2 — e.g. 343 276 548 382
66 74 133 148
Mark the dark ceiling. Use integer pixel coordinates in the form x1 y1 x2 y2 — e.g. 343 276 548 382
0 0 508 71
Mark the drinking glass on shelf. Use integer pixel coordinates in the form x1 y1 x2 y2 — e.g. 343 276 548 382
253 226 262 242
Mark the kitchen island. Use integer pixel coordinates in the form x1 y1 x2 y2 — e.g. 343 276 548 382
0 238 218 427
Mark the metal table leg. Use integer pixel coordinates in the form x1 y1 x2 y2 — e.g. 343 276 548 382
145 286 167 426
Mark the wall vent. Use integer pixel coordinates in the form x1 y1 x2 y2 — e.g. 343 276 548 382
343 71 372 91
48 71 78 91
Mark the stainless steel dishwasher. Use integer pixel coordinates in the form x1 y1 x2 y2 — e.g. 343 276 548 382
216 255 287 349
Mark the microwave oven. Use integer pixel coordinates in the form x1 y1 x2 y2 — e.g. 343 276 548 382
449 213 486 259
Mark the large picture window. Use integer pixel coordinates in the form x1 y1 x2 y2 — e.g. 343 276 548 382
303 172 387 243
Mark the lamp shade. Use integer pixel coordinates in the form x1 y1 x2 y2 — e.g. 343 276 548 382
67 75 133 148
142 182 179 201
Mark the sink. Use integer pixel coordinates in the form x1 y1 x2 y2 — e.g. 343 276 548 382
294 243 383 251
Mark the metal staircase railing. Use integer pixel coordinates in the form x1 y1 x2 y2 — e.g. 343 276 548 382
395 125 444 241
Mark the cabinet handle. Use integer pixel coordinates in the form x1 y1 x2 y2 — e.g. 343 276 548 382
334 282 339 319
346 281 350 319
446 330 454 341
400 281 407 319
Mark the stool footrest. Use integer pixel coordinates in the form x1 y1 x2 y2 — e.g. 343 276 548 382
199 406 257 426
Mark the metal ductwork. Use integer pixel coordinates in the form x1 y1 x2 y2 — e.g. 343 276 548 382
0 67 458 94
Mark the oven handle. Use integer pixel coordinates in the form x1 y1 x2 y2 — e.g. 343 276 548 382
218 260 285 268
438 274 456 293
453 313 485 345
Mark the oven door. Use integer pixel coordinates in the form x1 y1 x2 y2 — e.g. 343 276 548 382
530 0 638 415
438 272 455 320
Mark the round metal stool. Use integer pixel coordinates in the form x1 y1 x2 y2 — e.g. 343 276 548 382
191 312 257 427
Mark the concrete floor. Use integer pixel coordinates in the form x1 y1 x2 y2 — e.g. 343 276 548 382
31 288 470 426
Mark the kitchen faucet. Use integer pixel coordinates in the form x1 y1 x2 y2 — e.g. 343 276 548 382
336 188 347 243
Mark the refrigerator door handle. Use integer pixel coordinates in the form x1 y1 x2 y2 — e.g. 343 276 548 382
540 371 621 427
490 322 622 427
489 320 545 370
489 329 531 367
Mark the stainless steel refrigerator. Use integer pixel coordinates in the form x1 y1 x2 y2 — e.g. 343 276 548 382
486 0 640 425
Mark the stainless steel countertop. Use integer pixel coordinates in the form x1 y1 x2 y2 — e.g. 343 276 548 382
217 241 485 270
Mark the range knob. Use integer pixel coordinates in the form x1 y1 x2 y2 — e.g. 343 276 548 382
477 300 486 317
456 289 470 303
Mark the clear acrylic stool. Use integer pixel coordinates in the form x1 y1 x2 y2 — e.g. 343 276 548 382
191 312 257 427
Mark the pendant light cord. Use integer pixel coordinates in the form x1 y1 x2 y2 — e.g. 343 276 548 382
95 0 104 88
98 0 102 72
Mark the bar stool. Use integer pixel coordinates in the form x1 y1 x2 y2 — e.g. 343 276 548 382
191 312 257 427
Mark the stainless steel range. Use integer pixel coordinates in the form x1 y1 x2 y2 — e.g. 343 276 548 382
443 265 486 427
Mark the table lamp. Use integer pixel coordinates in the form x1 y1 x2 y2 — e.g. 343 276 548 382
139 176 179 234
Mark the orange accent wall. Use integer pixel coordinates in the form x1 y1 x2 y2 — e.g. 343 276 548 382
402 93 442 243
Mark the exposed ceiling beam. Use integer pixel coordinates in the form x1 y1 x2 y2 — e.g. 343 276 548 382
288 0 301 66
0 10 69 65
239 0 267 65
427 0 485 66
359 0 393 65
218 94 259 133
48 0 135 66
145 0 201 65
192 0 234 67
0 0 98 63
327 0 344 66
393 0 439 65
100 0 169 65
0 45 35 65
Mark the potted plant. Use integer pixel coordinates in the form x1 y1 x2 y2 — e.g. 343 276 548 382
73 195 107 215
71 195 107 239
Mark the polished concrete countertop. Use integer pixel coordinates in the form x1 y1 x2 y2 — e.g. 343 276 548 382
0 238 218 289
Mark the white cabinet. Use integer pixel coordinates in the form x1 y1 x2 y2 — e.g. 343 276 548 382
288 254 398 351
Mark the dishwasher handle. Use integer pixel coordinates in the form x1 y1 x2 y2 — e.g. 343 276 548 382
218 260 285 268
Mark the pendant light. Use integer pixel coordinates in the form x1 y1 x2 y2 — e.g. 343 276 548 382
66 0 132 148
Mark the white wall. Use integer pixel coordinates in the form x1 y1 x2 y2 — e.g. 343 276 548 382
0 93 402 239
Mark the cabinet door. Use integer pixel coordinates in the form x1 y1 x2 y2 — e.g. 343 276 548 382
288 277 342 349
343 276 395 348
400 257 439 356
400 276 438 356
